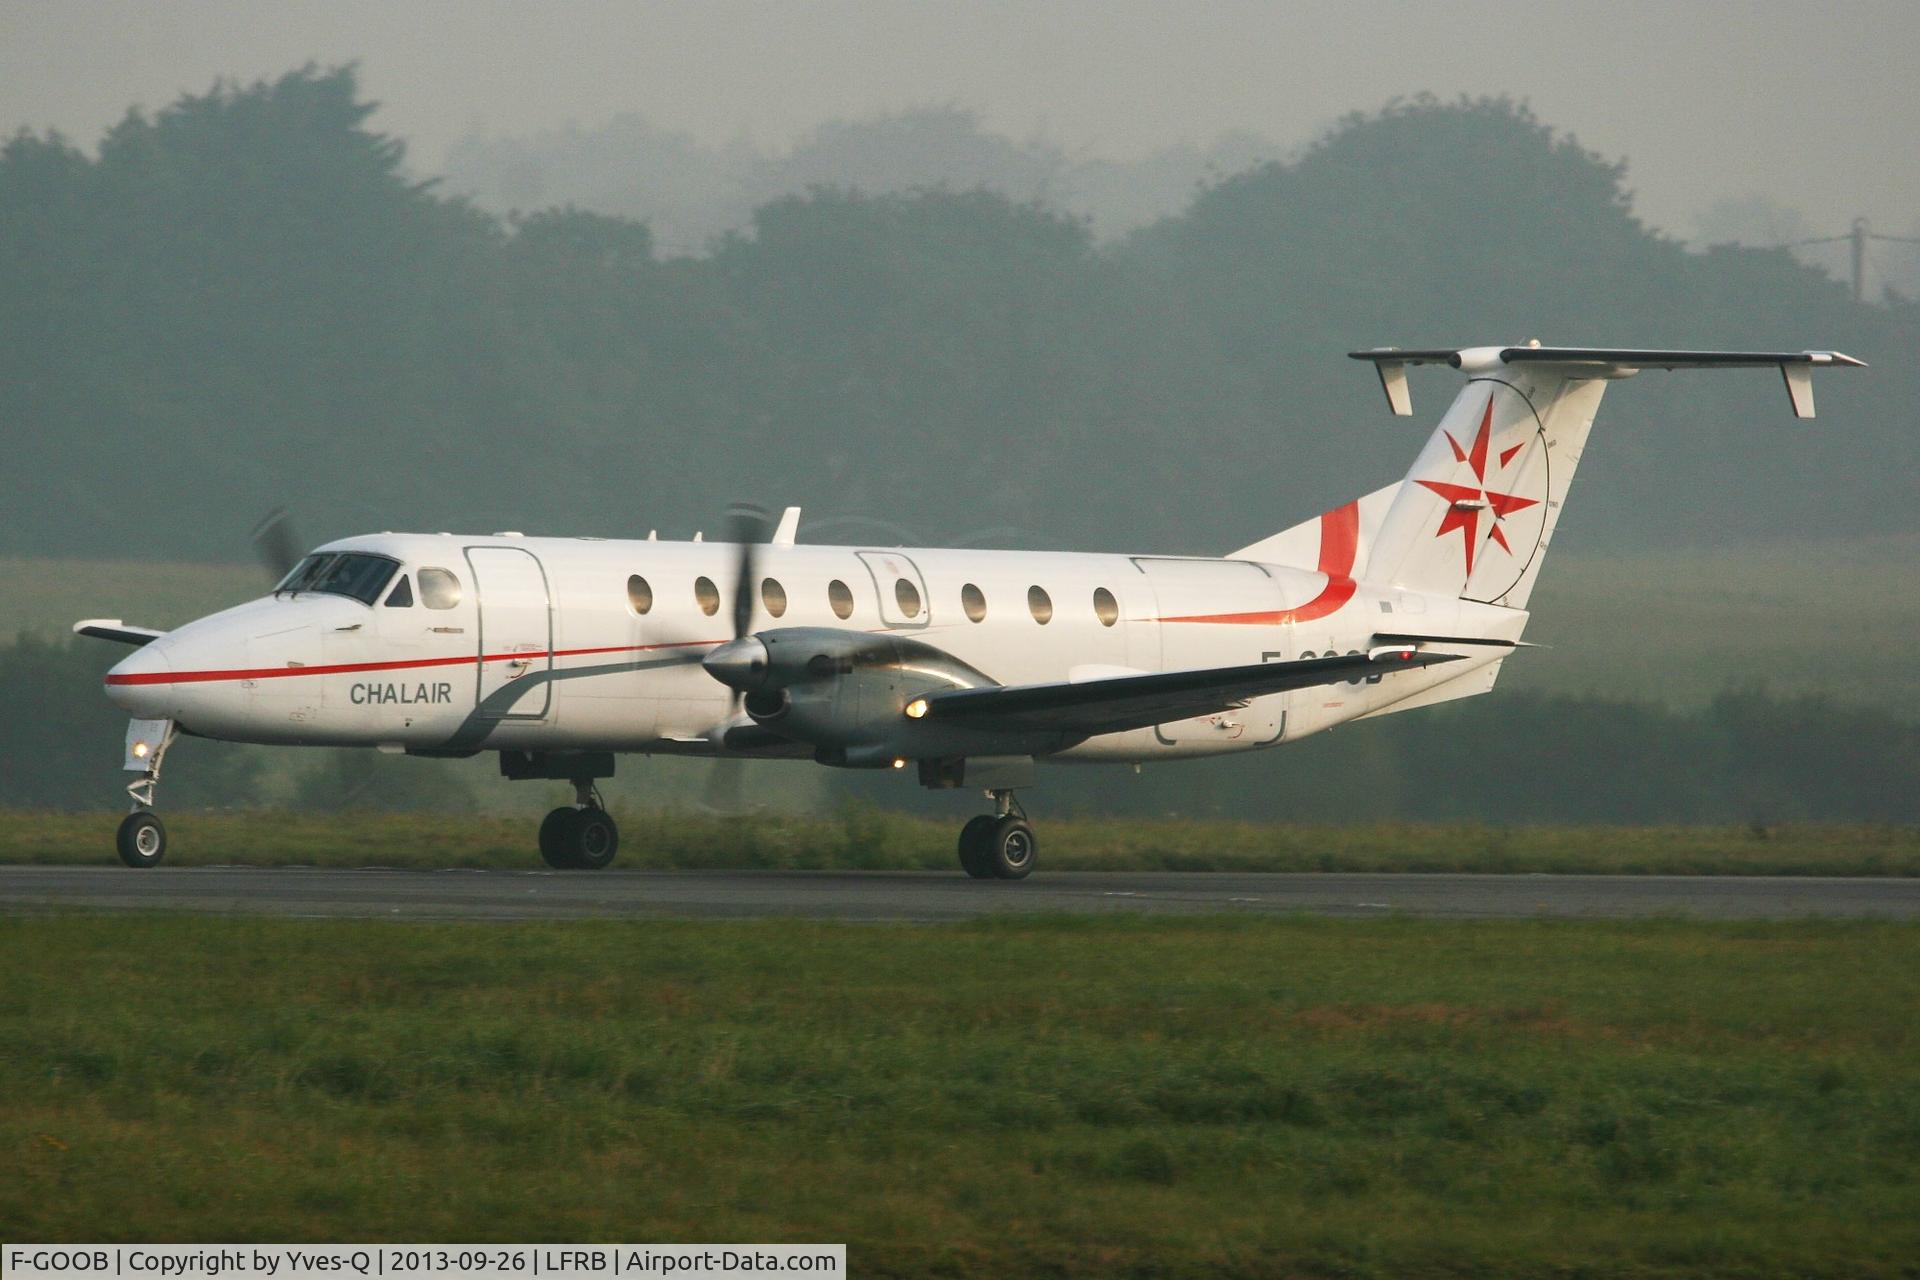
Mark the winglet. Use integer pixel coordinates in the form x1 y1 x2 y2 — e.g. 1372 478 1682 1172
771 506 802 547
1374 361 1413 416
1348 348 1462 416
1781 364 1817 418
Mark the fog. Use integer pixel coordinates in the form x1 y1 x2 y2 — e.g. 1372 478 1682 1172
4 0 1917 243
1 7 1916 819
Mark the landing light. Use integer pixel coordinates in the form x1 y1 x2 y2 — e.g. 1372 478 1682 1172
904 698 929 720
892 759 908 770
131 741 151 760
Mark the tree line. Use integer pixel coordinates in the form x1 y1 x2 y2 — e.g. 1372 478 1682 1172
2 68 1913 567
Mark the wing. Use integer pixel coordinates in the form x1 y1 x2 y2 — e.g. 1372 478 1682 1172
914 650 1461 736
72 619 166 647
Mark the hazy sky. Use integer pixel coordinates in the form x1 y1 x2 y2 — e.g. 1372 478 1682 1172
3 0 1915 239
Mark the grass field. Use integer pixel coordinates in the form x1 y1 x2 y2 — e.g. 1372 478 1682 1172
3 915 1916 1276
4 809 1919 875
8 534 1920 713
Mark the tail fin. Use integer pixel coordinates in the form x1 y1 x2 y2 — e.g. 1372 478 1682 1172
1230 480 1401 569
1352 345 1863 607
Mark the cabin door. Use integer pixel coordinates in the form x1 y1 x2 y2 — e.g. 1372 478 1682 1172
466 545 554 721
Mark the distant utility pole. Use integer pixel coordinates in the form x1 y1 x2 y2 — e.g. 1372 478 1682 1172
1851 217 1866 305
1788 217 1920 303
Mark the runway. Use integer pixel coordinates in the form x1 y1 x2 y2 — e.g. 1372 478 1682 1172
1 865 1916 921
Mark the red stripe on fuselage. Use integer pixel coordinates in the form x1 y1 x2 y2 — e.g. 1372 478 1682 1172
1158 501 1361 626
103 640 720 687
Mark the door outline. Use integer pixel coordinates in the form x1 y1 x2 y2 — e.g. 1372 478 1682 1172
855 551 932 628
465 545 554 721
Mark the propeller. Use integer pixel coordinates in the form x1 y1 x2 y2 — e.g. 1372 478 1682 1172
703 505 789 808
250 507 302 583
724 502 769 641
703 503 773 698
701 757 749 814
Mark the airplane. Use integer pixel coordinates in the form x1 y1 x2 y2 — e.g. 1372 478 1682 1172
77 343 1862 872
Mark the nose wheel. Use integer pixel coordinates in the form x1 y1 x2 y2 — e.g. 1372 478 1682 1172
116 811 168 869
957 790 1036 880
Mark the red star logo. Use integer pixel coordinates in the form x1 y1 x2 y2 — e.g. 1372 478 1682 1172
1415 392 1538 576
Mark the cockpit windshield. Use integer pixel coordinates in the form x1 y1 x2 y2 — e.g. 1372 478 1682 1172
274 553 401 605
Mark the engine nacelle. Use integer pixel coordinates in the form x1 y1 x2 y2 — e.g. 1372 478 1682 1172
705 627 1080 764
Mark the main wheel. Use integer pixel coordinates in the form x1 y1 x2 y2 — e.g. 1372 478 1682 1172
538 807 580 869
570 808 620 870
116 811 167 869
957 815 997 879
984 816 1037 881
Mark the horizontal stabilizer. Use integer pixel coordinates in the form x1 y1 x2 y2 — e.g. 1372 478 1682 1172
918 650 1461 737
1371 632 1526 649
73 619 164 647
1348 346 1864 418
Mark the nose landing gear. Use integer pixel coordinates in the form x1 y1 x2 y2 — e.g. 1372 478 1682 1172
538 778 620 870
957 789 1036 880
116 718 176 868
116 810 168 869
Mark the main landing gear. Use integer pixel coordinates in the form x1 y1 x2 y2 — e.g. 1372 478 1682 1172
116 718 177 868
500 751 621 870
957 790 1036 881
538 779 620 871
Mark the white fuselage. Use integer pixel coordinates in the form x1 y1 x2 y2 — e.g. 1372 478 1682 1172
105 532 1525 763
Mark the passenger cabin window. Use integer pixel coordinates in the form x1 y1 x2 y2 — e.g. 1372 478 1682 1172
961 583 987 622
418 568 462 610
762 578 788 618
275 552 400 606
384 575 414 608
828 579 855 619
1028 585 1053 625
627 575 653 615
1093 587 1119 627
895 578 923 619
694 576 721 616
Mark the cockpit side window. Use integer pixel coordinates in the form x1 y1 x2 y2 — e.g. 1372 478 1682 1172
418 568 463 610
384 574 414 608
275 553 399 605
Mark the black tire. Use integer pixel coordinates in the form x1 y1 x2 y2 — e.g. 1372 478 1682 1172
570 808 620 870
116 811 167 869
957 815 997 879
538 807 580 869
985 816 1037 881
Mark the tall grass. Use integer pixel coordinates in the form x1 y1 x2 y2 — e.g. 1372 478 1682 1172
2 808 1915 875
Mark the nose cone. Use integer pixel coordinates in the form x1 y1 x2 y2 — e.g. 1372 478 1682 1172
702 636 770 691
105 644 175 717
